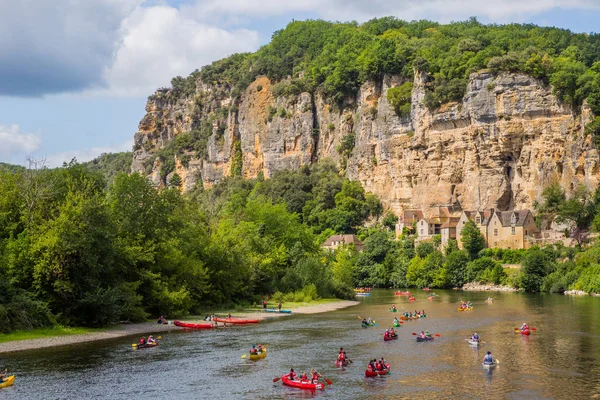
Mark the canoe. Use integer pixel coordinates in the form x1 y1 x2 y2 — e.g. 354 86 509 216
0 376 14 389
249 348 267 361
515 329 531 335
365 364 391 377
281 375 324 391
384 334 398 341
336 359 349 367
416 336 434 342
457 307 473 311
173 320 213 329
393 322 401 327
265 308 292 314
468 339 480 346
134 342 159 349
389 308 398 312
362 323 376 328
408 297 416 301
482 362 496 369
355 292 370 297
423 288 430 291
213 317 259 324
395 291 411 296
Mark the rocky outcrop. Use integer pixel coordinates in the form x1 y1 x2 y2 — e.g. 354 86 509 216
131 70 598 215
461 282 520 292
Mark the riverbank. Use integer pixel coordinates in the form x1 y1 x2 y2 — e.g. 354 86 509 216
0 300 358 354
564 289 600 296
460 282 520 292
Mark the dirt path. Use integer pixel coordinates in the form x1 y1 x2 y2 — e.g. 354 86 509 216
0 300 359 354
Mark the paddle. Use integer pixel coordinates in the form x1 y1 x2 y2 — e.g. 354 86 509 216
273 376 281 382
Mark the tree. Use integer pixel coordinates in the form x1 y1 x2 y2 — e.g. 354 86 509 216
445 250 470 287
170 173 182 188
416 241 435 258
521 249 552 292
460 221 485 260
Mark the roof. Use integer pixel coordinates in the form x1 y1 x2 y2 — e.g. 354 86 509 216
495 210 532 227
322 234 363 247
399 210 424 224
440 217 460 229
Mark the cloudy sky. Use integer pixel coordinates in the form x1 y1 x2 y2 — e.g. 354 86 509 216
2 0 600 166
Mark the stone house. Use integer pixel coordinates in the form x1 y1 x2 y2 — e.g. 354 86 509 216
440 217 460 248
395 210 424 238
322 234 363 252
457 209 539 249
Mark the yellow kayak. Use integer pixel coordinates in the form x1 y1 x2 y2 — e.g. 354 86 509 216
458 307 473 311
249 348 267 361
0 376 15 389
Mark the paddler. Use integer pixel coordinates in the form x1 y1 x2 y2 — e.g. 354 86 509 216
250 345 257 355
472 332 480 342
257 344 263 353
390 327 396 336
147 335 156 344
393 317 400 325
425 330 431 338
139 337 146 345
287 368 296 380
391 304 397 311
301 371 308 382
310 368 321 384
0 369 8 382
483 351 494 365
520 322 529 331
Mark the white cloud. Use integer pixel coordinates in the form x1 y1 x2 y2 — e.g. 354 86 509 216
185 0 600 24
44 140 134 168
0 125 42 157
96 4 261 96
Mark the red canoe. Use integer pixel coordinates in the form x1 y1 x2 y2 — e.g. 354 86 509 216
365 364 391 377
384 334 398 341
335 359 349 367
281 375 324 390
173 320 213 329
213 317 259 324
395 291 411 296
516 329 531 335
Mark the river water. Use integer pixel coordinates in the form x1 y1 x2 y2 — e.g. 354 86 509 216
1 289 600 399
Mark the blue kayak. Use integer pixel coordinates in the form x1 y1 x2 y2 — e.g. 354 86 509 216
265 308 292 314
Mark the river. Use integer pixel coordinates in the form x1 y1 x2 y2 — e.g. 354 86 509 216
2 289 600 399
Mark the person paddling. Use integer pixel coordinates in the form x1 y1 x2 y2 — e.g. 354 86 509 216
483 351 494 365
0 369 8 382
472 332 480 342
139 337 146 345
310 368 321 384
288 368 296 380
520 322 529 331
147 335 156 344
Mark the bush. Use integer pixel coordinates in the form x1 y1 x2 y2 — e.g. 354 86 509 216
387 82 413 118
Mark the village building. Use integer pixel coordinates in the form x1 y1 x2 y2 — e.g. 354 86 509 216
440 217 460 248
395 210 424 238
322 234 363 252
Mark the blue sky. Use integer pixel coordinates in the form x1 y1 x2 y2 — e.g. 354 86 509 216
1 0 600 166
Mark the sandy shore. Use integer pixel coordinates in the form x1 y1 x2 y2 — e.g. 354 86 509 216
0 300 358 354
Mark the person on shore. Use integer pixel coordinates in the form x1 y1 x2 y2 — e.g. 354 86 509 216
263 300 267 309
227 313 232 319
204 315 210 321
483 351 494 365
278 302 282 311
157 315 167 324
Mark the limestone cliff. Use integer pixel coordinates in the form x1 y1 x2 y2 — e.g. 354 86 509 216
131 71 598 215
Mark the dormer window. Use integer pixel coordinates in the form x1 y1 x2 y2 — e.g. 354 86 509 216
475 216 481 224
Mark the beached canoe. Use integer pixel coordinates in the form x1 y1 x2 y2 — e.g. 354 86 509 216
365 364 390 377
249 348 267 361
416 336 434 342
281 375 324 391
173 320 213 329
0 376 14 389
384 334 398 341
265 308 292 314
213 317 259 324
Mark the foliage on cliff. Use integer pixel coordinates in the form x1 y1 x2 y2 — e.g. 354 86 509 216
185 17 600 111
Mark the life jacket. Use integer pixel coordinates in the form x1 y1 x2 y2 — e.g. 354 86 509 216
376 362 383 371
139 338 145 345
289 372 296 380
301 373 307 381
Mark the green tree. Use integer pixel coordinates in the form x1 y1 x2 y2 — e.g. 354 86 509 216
445 250 470 287
460 221 485 260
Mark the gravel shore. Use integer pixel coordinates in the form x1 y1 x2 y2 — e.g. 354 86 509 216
0 300 359 354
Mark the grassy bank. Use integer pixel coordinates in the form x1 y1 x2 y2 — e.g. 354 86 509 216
0 326 98 344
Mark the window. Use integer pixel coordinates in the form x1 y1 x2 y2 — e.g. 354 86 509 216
494 229 498 236
525 230 528 235
511 227 516 235
476 216 481 224
421 221 424 225
420 229 423 235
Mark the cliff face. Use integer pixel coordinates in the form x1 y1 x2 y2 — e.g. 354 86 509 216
131 71 598 215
